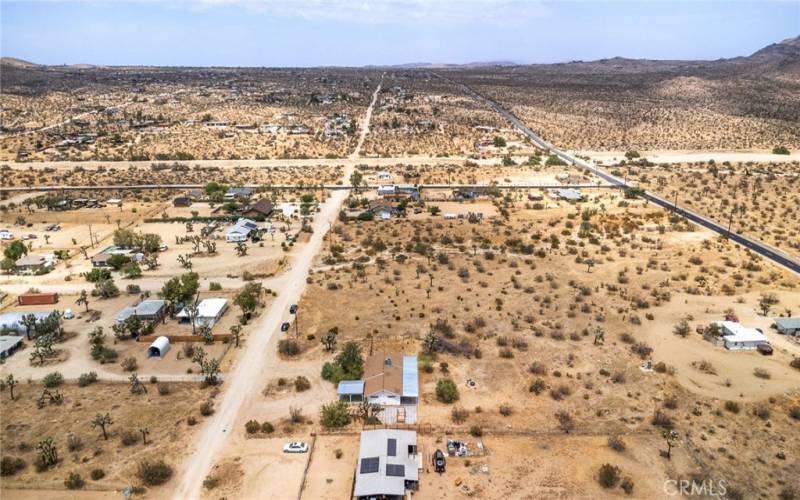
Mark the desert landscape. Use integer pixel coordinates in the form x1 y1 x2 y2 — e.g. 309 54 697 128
1 12 799 500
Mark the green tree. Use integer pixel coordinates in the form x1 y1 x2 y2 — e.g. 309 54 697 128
335 341 364 380
321 327 338 351
3 240 27 261
435 378 459 403
320 401 351 428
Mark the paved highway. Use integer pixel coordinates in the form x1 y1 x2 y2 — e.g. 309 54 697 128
441 74 800 276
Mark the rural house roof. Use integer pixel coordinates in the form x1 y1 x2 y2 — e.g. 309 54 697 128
363 353 417 398
774 317 800 330
241 198 274 216
354 429 418 498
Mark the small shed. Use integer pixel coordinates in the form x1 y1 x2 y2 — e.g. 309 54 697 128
338 380 365 403
774 317 800 336
147 336 170 358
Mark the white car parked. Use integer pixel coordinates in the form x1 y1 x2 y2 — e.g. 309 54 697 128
283 442 308 453
0 230 14 240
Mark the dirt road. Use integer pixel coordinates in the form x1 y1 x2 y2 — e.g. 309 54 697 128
172 80 381 500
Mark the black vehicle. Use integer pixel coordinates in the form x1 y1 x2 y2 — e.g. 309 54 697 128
280 322 290 332
289 304 298 314
433 449 446 473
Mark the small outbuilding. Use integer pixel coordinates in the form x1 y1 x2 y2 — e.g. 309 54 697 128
774 317 800 336
147 336 170 358
0 336 23 360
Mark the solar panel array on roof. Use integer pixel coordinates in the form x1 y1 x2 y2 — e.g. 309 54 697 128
387 438 396 456
360 457 379 474
386 464 405 477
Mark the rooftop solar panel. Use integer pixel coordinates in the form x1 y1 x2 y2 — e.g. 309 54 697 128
360 457 379 474
386 463 405 477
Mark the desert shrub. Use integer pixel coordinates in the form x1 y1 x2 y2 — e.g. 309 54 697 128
209 282 222 291
121 357 138 372
631 343 652 359
200 401 214 416
607 435 626 452
335 449 344 459
621 477 635 495
651 411 674 429
753 367 771 379
278 339 300 357
65 472 85 490
187 416 197 426
598 463 621 488
78 371 98 387
203 475 219 490
320 401 351 428
788 406 800 420
753 406 770 420
499 404 513 417
120 431 139 446
289 407 304 424
451 406 469 423
245 420 260 434
469 425 483 437
294 376 311 392
42 372 64 388
137 460 173 486
724 401 741 414
157 384 170 396
529 379 546 395
663 395 678 410
90 468 105 480
790 357 800 370
549 384 572 400
260 421 275 434
435 379 459 403
66 434 83 452
529 361 547 375
0 456 25 476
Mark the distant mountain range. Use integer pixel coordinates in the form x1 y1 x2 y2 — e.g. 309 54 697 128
2 36 798 75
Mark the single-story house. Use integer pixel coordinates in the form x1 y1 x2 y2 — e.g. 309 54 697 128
14 253 55 274
90 246 143 268
774 317 800 336
368 200 401 220
339 352 418 424
528 192 544 201
173 196 193 207
377 184 419 201
0 312 54 335
224 187 254 201
116 299 167 324
240 199 274 219
106 198 123 207
552 188 583 201
0 336 23 360
376 171 392 181
353 429 420 500
225 218 260 242
176 298 228 328
717 321 768 350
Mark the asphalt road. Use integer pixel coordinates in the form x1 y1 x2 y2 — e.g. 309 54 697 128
442 74 800 276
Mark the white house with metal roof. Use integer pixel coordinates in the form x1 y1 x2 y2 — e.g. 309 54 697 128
717 321 768 350
176 298 228 328
338 353 418 424
225 218 260 242
353 429 420 500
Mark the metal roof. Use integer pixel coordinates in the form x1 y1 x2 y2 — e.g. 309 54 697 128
116 299 166 322
337 380 365 395
402 356 419 398
0 335 23 355
353 430 418 498
774 317 800 329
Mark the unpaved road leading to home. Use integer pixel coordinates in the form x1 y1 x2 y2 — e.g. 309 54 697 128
172 81 381 500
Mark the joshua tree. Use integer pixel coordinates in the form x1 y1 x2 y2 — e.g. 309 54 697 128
593 326 605 345
140 427 150 445
357 400 383 423
228 324 242 347
91 413 113 440
321 327 338 351
663 430 679 460
76 290 90 312
177 254 193 270
129 373 147 394
235 241 248 257
5 373 18 400
20 313 38 340
758 293 779 316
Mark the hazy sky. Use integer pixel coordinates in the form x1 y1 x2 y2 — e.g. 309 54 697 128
1 1 798 67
